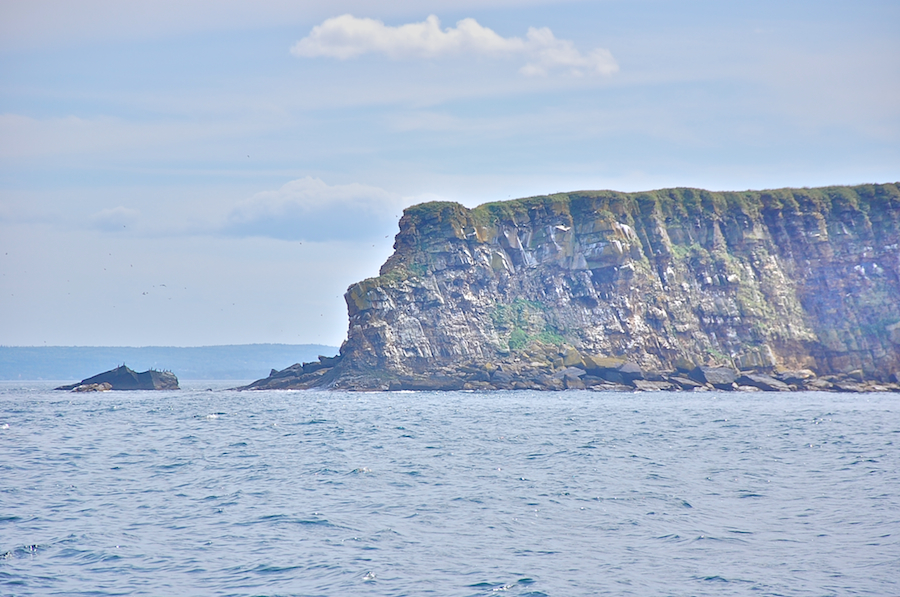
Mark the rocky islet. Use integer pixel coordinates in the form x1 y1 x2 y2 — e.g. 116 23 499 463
56 364 179 391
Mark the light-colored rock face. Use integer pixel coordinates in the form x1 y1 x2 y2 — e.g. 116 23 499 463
337 185 900 386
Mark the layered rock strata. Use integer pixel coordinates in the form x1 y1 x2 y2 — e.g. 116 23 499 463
249 183 900 392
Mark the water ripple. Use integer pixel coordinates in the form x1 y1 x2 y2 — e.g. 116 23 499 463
1 385 899 595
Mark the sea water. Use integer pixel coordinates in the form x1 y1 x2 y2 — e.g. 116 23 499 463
1 382 898 596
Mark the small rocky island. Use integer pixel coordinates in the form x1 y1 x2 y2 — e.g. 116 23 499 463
56 365 179 391
244 183 900 392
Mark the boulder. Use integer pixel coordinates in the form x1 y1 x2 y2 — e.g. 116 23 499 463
669 376 703 390
689 366 737 389
582 356 625 374
617 362 644 382
583 356 643 384
735 373 791 392
73 382 113 392
551 367 587 381
774 369 817 385
806 378 834 391
561 348 585 368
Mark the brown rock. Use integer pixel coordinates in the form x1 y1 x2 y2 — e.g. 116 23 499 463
562 348 585 368
583 356 626 372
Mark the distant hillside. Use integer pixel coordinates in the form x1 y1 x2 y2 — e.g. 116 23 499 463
0 344 340 381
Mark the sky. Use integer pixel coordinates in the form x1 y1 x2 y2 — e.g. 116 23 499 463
1 0 898 348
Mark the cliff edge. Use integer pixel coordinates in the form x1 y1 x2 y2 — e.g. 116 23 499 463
252 183 900 391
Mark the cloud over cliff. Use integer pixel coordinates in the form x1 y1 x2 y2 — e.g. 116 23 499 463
223 176 409 242
291 14 618 77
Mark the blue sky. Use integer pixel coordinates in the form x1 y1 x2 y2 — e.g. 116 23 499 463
1 0 897 347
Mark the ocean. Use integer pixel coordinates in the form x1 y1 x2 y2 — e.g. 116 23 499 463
1 382 898 596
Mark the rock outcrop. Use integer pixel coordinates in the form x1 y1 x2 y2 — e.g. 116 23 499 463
248 183 900 392
56 365 179 391
237 355 342 390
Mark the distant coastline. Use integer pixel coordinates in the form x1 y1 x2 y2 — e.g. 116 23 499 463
0 344 339 381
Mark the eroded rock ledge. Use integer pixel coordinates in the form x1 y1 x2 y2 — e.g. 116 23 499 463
247 183 900 392
243 351 899 393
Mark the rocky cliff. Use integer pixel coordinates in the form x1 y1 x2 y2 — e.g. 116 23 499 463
249 183 900 392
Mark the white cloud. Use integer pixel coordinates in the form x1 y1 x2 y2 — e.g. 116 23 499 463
291 14 618 76
224 176 412 242
518 27 618 76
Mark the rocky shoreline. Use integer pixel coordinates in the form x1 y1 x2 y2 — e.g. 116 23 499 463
240 347 900 393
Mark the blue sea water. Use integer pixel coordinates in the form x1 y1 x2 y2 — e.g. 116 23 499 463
1 382 898 596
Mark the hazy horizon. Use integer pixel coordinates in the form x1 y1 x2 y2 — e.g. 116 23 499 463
0 344 341 380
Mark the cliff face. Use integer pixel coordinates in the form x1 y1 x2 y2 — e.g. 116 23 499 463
324 184 900 389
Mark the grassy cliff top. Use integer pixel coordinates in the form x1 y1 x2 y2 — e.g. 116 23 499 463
350 183 900 294
402 183 900 228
